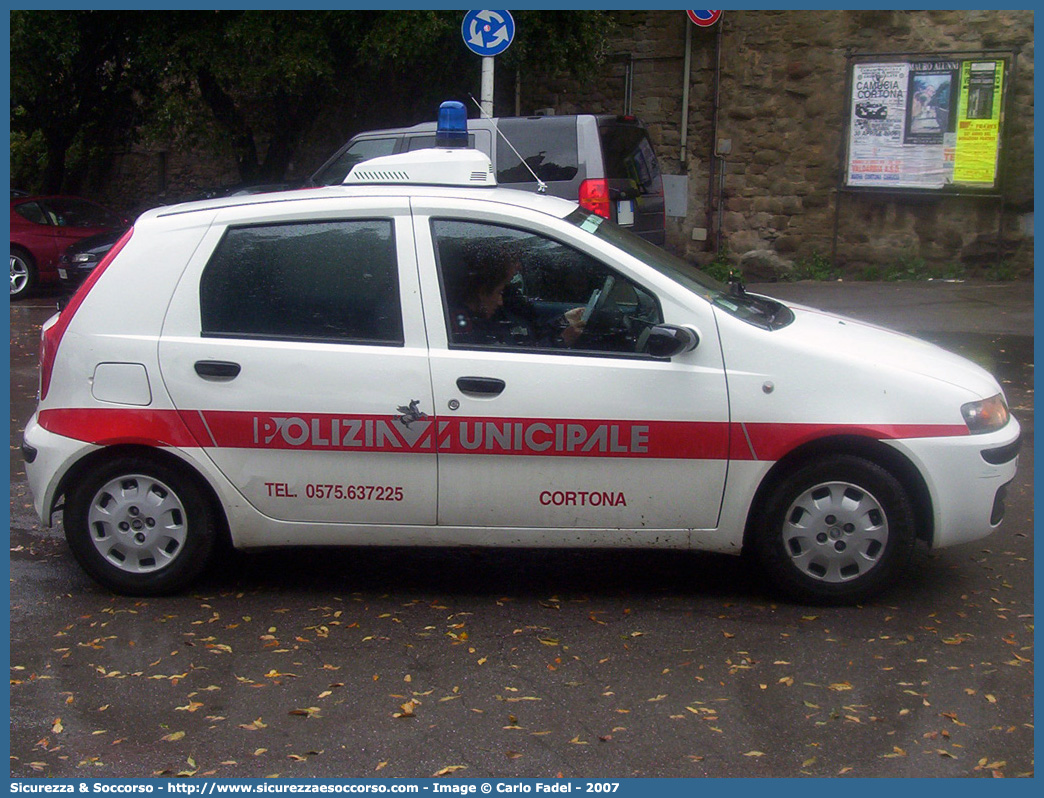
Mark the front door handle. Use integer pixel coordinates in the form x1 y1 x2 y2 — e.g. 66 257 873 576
195 360 241 379
456 376 506 396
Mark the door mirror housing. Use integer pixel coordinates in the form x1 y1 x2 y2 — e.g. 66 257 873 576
644 324 700 359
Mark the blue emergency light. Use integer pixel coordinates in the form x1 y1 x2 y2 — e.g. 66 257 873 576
435 101 468 148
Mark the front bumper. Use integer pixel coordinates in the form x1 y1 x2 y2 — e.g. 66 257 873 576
889 416 1022 549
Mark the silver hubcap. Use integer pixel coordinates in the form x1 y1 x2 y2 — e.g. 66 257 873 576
10 255 28 295
86 474 188 574
782 481 889 583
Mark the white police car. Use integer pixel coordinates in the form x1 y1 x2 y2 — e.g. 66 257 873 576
22 106 1020 603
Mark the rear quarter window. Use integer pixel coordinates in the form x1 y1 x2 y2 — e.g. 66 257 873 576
14 202 50 226
200 219 403 345
495 117 579 184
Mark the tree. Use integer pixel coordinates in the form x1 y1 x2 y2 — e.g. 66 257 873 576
11 11 155 194
140 11 344 184
140 10 617 183
11 11 618 189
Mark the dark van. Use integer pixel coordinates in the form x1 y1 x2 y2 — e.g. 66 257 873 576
310 114 666 245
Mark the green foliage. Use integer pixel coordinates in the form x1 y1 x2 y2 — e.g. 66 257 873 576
981 261 1018 281
499 12 617 80
11 11 155 193
883 252 932 281
932 262 969 281
701 248 733 283
10 10 619 188
786 251 839 281
861 255 979 282
10 131 47 192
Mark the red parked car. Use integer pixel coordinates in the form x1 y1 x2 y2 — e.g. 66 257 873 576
10 195 126 300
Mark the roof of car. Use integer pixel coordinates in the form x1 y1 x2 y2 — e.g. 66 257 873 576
11 194 110 206
145 182 579 223
349 113 633 139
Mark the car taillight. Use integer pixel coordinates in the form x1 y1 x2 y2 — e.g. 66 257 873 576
39 227 133 401
579 179 611 219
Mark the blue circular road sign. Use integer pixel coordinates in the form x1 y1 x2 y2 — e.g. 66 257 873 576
462 10 515 57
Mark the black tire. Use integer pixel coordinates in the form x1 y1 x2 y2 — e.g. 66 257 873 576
11 246 36 300
751 454 917 605
64 456 217 595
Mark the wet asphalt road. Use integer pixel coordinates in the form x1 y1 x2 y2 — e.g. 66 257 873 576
9 281 1033 779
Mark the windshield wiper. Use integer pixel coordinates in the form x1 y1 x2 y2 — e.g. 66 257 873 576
727 269 747 297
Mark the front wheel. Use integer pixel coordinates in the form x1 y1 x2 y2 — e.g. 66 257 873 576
751 455 917 605
64 456 218 595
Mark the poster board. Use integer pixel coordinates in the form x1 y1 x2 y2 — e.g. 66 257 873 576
844 54 1009 192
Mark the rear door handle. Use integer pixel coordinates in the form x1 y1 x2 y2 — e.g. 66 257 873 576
195 360 241 379
456 376 506 396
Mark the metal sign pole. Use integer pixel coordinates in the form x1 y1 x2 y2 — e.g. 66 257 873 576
481 56 495 118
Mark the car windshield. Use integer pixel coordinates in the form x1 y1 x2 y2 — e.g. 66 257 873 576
564 208 793 330
45 198 122 229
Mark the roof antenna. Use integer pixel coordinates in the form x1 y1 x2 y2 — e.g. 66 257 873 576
468 93 548 194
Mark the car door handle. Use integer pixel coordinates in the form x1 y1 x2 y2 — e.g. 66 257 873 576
456 376 506 396
194 360 241 379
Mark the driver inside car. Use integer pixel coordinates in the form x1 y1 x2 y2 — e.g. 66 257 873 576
447 245 586 348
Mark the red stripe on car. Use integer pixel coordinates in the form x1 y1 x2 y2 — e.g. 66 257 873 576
38 408 969 461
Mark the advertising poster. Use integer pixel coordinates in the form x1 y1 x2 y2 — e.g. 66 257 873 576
847 62 909 187
846 56 1006 191
954 60 1005 185
901 60 959 188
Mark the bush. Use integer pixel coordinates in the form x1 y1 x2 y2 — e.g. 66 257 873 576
10 130 47 192
701 248 733 283
787 251 839 281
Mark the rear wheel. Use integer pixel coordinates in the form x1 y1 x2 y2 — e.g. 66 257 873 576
752 454 917 604
11 247 36 300
64 456 217 595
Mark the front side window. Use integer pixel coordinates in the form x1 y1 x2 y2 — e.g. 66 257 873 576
314 138 397 186
406 134 476 151
432 220 661 356
200 219 402 345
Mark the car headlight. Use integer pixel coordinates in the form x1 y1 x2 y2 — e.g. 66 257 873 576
72 253 96 264
961 394 1009 434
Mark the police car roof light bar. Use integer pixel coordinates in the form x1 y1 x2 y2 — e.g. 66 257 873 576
467 93 549 194
436 101 469 148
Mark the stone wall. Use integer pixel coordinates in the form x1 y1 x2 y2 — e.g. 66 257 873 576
519 10 1035 278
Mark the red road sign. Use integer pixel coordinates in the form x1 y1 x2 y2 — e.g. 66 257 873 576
687 10 722 27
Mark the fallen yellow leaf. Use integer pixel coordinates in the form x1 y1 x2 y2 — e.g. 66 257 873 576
433 765 467 777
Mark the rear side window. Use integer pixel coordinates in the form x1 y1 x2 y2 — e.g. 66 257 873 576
200 220 403 345
495 118 579 184
598 125 662 194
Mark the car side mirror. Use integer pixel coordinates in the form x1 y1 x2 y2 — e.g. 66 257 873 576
644 324 699 359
